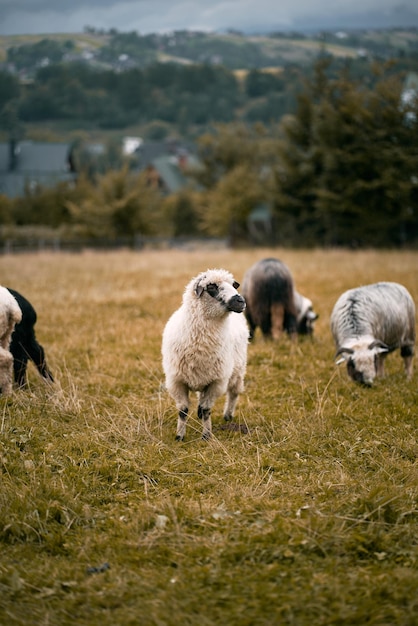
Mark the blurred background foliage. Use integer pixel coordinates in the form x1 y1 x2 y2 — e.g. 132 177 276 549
0 34 417 246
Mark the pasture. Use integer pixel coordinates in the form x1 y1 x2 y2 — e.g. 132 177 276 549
0 247 417 626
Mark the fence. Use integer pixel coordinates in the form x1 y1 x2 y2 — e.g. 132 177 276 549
1 235 229 254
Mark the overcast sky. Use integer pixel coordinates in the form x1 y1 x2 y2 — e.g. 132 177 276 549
1 0 418 36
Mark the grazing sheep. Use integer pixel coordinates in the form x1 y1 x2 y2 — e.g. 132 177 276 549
0 286 22 395
7 288 54 388
331 281 415 386
162 269 249 441
241 258 318 340
294 291 319 336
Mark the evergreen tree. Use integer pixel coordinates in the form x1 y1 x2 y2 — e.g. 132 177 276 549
272 60 418 246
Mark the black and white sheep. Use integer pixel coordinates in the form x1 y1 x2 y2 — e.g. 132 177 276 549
162 269 249 441
7 288 54 388
0 286 22 395
241 258 318 341
331 281 415 386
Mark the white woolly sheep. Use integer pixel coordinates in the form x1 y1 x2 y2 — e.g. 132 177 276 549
331 281 416 386
162 268 249 441
241 258 318 340
0 286 22 395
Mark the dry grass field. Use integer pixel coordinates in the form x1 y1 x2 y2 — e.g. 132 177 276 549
0 247 417 626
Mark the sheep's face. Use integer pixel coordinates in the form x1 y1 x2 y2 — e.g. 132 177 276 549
297 307 319 336
295 294 318 336
192 270 246 317
336 341 389 386
345 350 376 386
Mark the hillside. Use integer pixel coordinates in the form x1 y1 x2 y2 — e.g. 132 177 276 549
1 27 417 72
0 32 109 63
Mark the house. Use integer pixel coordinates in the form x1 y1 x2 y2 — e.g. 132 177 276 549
0 137 200 198
0 140 76 198
143 153 201 194
133 139 201 194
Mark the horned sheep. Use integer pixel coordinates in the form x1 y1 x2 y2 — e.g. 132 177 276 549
241 258 318 341
162 269 249 441
0 286 22 395
331 281 415 386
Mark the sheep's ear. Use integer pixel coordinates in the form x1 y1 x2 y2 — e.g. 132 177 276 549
335 347 353 364
233 280 240 289
195 281 205 297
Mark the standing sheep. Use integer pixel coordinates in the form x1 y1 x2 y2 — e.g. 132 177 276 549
0 286 22 395
331 281 415 386
162 269 249 441
241 258 318 341
7 288 54 388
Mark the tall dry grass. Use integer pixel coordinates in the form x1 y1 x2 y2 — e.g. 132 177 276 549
0 247 417 626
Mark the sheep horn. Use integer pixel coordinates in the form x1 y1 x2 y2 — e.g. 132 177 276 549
367 340 389 352
335 347 354 358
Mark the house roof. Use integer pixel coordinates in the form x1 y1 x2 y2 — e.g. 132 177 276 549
151 154 202 194
134 139 197 170
0 140 75 198
0 141 72 173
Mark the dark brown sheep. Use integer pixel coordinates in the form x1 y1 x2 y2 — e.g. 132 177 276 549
241 258 318 341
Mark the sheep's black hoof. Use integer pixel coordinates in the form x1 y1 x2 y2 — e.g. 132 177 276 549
223 414 233 422
175 435 184 442
202 432 211 440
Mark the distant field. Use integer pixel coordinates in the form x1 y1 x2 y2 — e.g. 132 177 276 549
0 247 417 625
247 34 360 58
0 29 363 66
0 32 108 62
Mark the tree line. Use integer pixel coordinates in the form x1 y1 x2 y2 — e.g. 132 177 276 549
2 33 417 134
0 62 297 132
0 59 417 248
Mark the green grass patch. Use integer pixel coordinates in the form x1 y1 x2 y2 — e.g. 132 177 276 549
0 248 417 625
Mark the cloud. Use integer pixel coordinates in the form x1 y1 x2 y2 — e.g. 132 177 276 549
1 0 418 36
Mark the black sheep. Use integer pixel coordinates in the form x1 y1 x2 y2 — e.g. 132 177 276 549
7 288 54 387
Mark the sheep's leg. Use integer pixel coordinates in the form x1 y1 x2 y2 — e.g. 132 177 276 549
13 353 29 387
25 337 54 382
404 355 414 379
176 407 188 441
283 310 298 341
169 381 189 441
224 372 245 422
198 381 226 439
375 353 387 378
401 345 414 379
245 311 256 341
0 349 14 395
270 303 285 340
198 405 212 440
